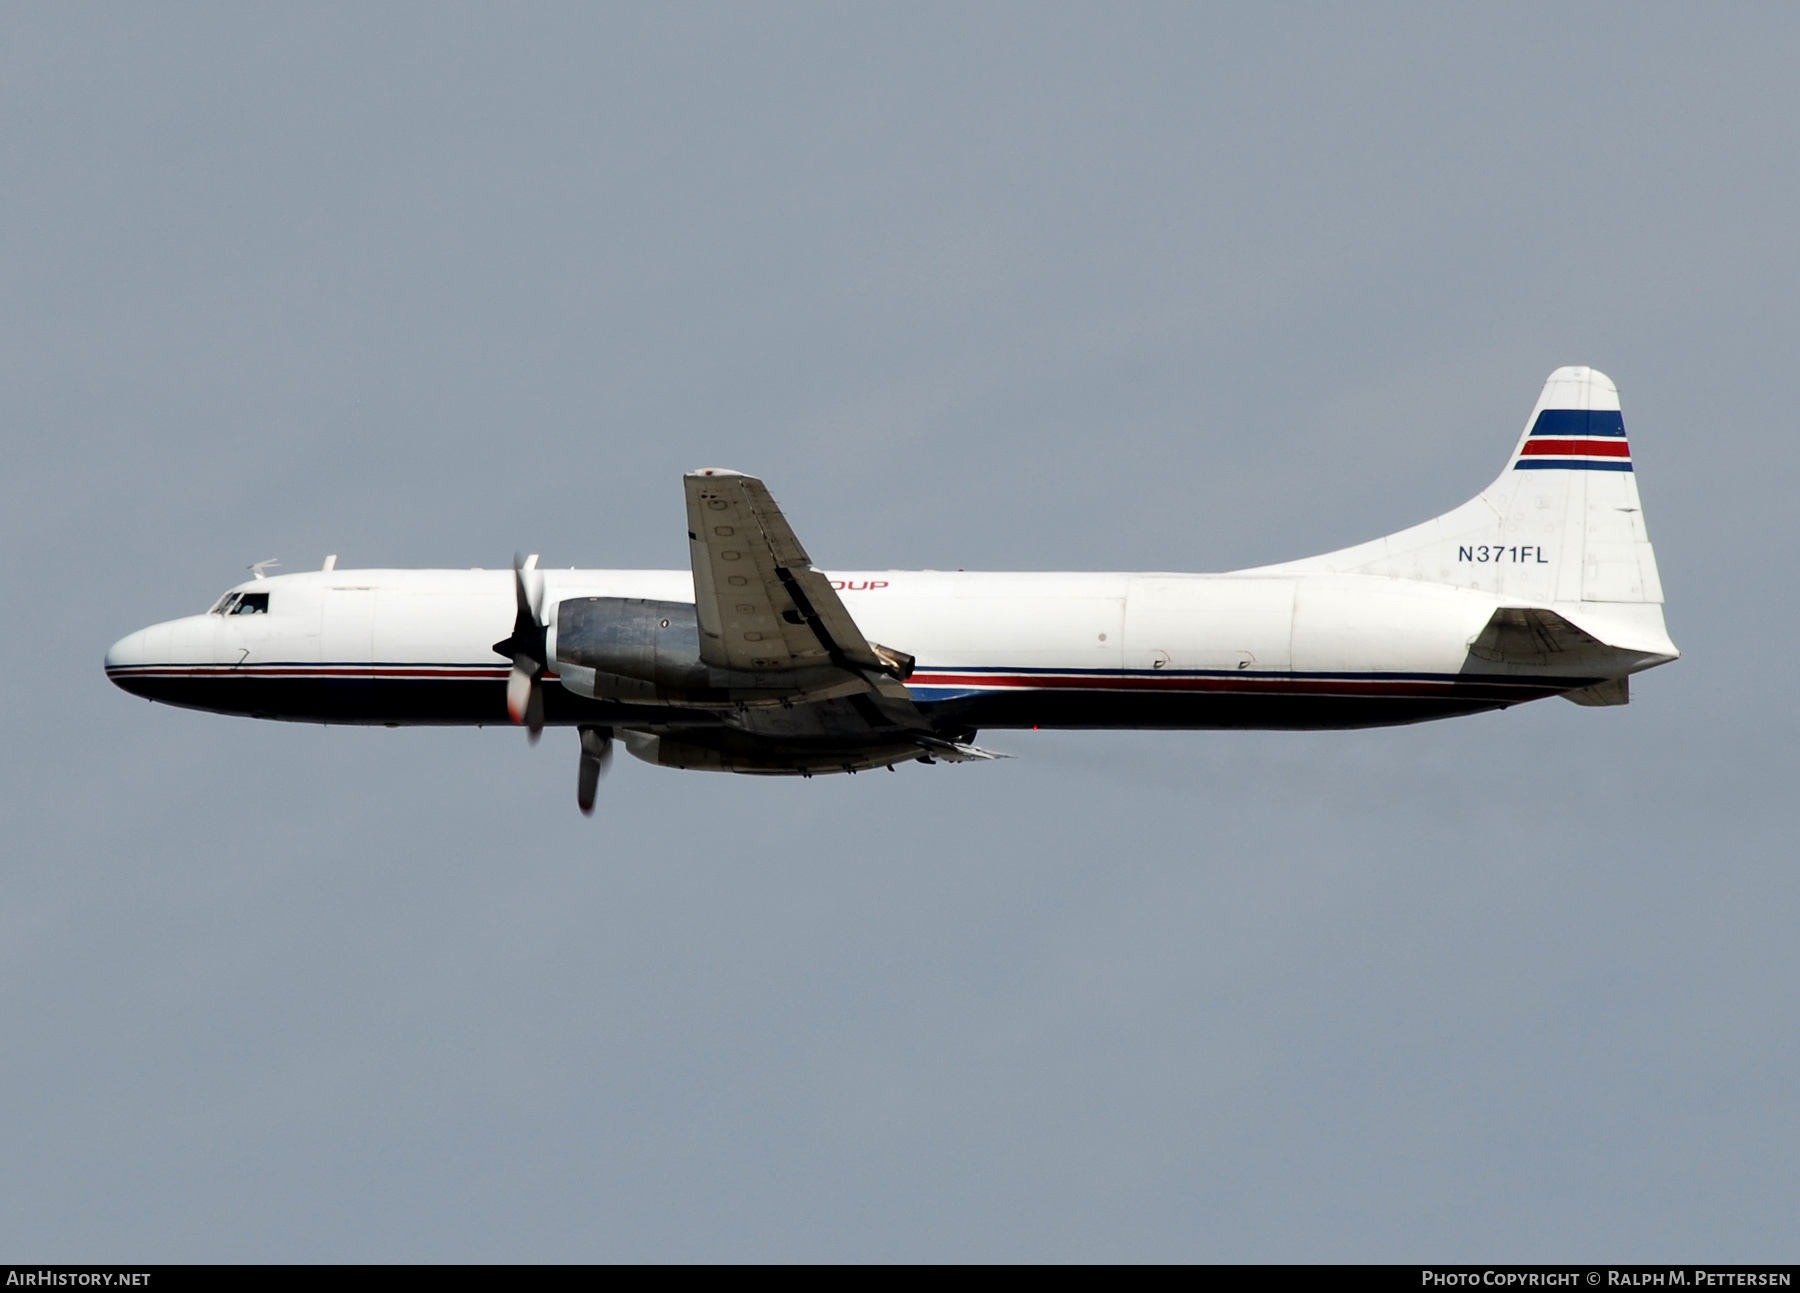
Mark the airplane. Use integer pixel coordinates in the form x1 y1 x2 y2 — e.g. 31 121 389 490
105 366 1678 813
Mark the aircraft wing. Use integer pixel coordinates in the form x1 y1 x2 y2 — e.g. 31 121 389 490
683 469 918 715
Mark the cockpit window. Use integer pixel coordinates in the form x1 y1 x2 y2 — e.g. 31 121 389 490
211 591 269 614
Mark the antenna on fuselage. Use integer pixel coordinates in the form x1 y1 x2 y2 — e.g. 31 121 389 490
248 558 281 580
321 554 337 571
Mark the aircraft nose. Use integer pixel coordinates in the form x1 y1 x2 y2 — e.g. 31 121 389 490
105 627 149 673
104 622 172 695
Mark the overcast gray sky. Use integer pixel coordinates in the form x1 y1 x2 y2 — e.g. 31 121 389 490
3 2 1796 1262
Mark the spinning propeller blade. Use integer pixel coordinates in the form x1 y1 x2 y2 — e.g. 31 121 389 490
492 553 547 741
576 725 613 816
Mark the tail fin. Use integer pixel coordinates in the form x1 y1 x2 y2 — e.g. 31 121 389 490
1492 365 1665 605
1257 366 1675 656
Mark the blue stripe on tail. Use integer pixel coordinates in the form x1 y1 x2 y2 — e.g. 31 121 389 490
1514 459 1633 471
1531 409 1626 437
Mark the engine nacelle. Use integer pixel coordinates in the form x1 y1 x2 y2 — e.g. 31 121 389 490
551 596 869 707
551 597 707 702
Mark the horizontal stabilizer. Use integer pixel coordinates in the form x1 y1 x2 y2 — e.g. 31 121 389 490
1463 605 1673 684
1563 677 1629 706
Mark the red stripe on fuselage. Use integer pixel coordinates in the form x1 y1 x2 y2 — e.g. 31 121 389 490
105 665 514 679
906 671 1543 698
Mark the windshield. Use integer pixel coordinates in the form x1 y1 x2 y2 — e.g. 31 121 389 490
210 590 270 615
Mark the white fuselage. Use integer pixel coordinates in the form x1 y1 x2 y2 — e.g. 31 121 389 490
103 564 1633 732
102 367 1682 780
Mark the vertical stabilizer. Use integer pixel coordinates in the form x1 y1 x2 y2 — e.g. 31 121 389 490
1258 367 1667 611
1502 367 1662 604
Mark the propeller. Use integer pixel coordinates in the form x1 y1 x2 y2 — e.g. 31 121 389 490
576 725 614 816
491 553 547 743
